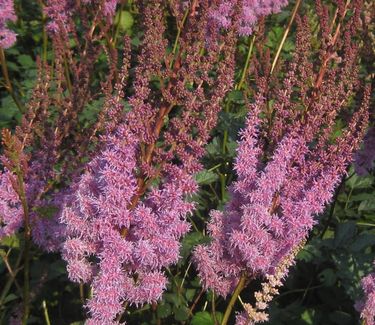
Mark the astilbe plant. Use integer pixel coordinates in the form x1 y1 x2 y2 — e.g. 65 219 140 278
194 1 371 324
61 0 237 323
0 0 16 48
0 2 128 322
0 0 373 324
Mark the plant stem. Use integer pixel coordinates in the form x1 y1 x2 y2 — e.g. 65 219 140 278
271 0 302 74
222 34 255 154
212 291 218 325
42 300 51 325
0 248 23 308
236 35 256 91
171 7 190 63
15 169 31 325
79 283 85 304
221 274 247 325
0 48 25 113
188 288 205 316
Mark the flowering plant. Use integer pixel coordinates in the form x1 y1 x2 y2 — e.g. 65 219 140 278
0 0 374 324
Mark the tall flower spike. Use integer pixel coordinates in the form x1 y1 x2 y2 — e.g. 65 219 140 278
62 0 237 323
194 2 370 323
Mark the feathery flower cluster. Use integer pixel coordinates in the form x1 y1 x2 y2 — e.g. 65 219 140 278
44 0 74 33
61 0 236 323
235 241 305 325
355 127 375 176
0 171 23 238
45 0 118 33
62 125 195 322
358 262 375 325
209 0 289 35
194 3 370 322
0 0 16 48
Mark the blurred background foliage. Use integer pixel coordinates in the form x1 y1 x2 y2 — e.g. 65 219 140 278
0 0 374 324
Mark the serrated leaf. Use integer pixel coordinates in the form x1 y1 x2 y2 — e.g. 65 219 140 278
334 222 356 248
115 11 134 32
346 174 373 190
174 306 189 321
157 302 172 319
350 233 375 252
318 268 337 286
227 90 244 103
3 293 18 304
17 54 34 69
195 170 219 185
358 199 375 212
185 288 196 302
1 234 20 248
191 311 214 325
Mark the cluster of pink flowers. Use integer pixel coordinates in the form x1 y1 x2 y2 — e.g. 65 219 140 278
194 4 370 322
358 262 375 325
209 0 289 35
61 125 196 323
0 0 16 48
0 167 67 253
193 88 368 297
60 0 236 323
45 0 118 33
0 171 23 238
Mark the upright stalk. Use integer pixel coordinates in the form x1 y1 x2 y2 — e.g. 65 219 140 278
236 35 256 91
14 169 31 325
270 0 302 74
221 274 247 325
0 48 25 113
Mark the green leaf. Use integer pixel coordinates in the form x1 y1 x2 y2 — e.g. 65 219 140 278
3 293 18 304
33 205 59 219
173 306 190 321
17 54 34 69
334 222 356 248
195 170 219 185
318 268 337 286
185 288 196 302
115 11 134 32
157 302 172 319
227 90 244 103
180 232 209 260
328 311 353 325
350 233 375 252
358 199 375 212
346 174 373 190
191 311 214 325
301 309 315 324
1 234 20 248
